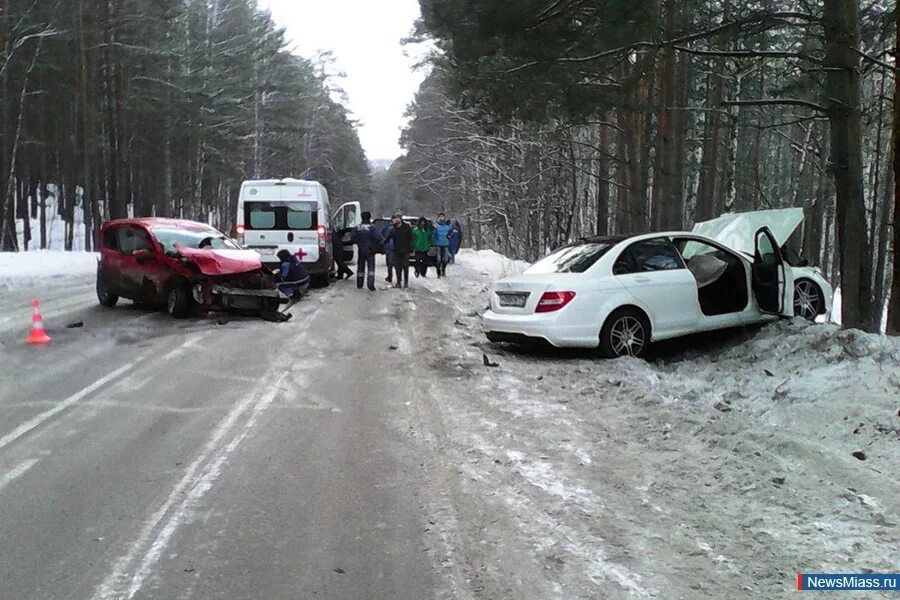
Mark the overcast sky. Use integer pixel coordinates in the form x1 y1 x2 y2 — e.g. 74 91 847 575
258 0 429 161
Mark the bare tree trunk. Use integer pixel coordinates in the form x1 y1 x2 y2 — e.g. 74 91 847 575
0 0 11 250
652 1 676 230
696 69 724 222
669 52 689 229
887 7 900 334
2 33 44 251
596 119 610 235
823 0 873 330
615 107 630 234
872 144 893 328
805 129 830 266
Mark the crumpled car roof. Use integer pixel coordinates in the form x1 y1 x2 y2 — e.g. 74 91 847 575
692 208 804 256
175 246 263 276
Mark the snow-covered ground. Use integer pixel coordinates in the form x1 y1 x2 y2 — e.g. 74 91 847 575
14 187 89 251
412 249 899 599
0 250 98 290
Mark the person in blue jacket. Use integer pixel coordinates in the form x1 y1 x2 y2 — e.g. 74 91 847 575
275 249 310 299
449 219 463 264
350 211 381 291
432 213 455 278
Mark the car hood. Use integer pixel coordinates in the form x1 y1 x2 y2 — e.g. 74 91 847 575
692 208 804 255
175 246 263 276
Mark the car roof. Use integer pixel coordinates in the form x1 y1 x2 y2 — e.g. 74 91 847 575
573 231 712 245
103 218 217 231
572 234 638 246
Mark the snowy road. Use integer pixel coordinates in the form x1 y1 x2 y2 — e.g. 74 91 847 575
0 269 447 599
1 251 898 599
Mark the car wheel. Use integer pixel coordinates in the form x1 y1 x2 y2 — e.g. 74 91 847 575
166 285 192 319
96 273 118 307
793 279 825 321
312 274 330 288
599 308 651 359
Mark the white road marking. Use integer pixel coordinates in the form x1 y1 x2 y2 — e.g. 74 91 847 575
92 372 290 600
0 458 40 493
93 304 326 599
160 333 207 362
0 363 135 451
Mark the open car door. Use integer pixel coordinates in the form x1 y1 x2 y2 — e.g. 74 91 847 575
333 201 361 266
752 226 793 315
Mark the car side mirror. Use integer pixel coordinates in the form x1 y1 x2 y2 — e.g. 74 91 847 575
133 248 152 263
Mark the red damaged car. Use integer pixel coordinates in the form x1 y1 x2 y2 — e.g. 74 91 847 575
96 218 282 318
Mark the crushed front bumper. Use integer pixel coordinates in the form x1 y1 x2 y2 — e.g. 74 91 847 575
192 283 284 310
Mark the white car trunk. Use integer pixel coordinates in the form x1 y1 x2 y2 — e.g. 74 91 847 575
491 275 554 314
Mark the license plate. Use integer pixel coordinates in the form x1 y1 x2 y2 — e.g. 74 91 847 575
497 292 529 307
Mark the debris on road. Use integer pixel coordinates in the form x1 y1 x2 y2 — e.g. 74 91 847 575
482 353 499 367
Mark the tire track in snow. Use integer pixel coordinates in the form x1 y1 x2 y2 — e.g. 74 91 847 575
93 304 325 600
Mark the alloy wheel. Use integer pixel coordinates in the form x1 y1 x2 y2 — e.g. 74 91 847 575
793 280 822 321
609 316 646 357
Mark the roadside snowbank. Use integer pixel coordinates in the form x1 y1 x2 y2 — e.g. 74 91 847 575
413 250 899 599
456 249 530 280
0 251 98 289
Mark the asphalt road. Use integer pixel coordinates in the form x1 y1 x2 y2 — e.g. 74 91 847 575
0 273 446 600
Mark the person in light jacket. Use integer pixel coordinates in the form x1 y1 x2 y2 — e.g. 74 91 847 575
432 213 455 278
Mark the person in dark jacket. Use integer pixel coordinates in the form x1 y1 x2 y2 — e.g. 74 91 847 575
383 225 395 283
383 213 413 288
332 227 354 280
350 211 380 291
275 249 310 299
449 219 463 264
412 217 432 278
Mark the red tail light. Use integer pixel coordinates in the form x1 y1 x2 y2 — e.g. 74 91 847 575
536 291 576 313
317 225 327 251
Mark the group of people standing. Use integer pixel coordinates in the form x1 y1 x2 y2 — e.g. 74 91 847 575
343 211 461 291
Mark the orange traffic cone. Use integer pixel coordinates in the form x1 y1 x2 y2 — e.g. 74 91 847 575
25 298 52 345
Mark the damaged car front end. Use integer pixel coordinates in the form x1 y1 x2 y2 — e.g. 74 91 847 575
173 245 283 316
97 218 286 319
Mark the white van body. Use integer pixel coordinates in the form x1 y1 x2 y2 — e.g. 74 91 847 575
235 178 359 284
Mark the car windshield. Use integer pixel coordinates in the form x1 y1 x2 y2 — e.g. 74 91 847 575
526 242 615 274
151 227 240 254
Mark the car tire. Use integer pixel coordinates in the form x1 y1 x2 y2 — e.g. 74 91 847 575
96 273 118 307
312 274 330 288
166 285 192 319
599 308 651 359
793 279 825 321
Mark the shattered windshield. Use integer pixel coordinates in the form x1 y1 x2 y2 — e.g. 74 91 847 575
151 227 240 254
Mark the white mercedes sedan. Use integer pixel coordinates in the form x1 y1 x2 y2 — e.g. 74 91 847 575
482 208 833 358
